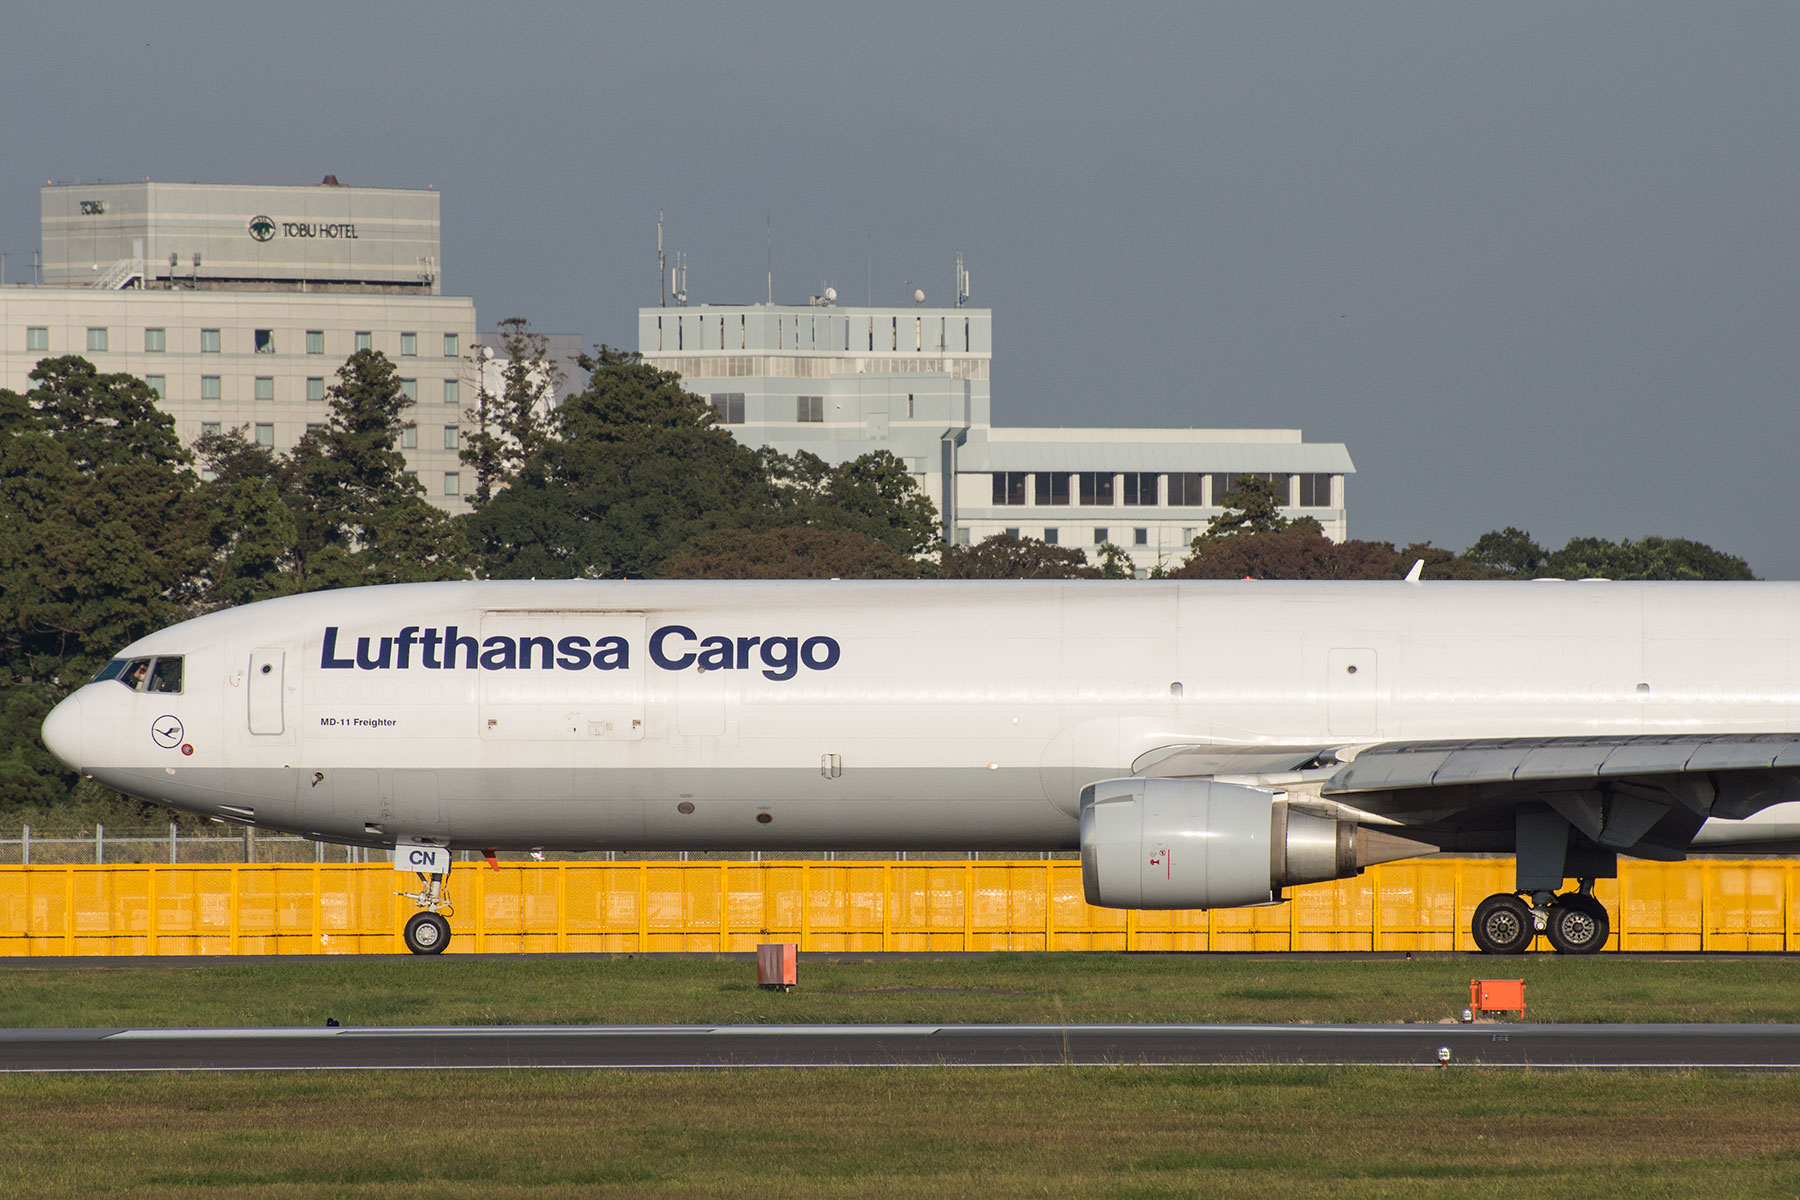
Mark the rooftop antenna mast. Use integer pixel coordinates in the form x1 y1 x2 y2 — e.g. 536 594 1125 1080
658 211 665 308
766 212 773 305
955 253 971 308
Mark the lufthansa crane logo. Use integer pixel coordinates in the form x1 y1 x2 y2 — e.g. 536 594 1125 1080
151 716 185 750
248 215 276 242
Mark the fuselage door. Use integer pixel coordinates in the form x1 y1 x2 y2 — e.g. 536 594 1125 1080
247 648 285 735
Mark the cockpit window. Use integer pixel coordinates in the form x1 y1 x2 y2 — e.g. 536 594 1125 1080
91 659 128 684
118 658 152 690
147 657 183 694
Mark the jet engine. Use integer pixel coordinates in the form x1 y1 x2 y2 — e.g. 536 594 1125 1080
1079 777 1432 910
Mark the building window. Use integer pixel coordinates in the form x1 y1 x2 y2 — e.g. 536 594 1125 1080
1134 527 1149 546
201 329 220 353
797 395 823 422
306 330 325 354
254 423 274 448
201 421 221 438
1078 472 1115 506
306 423 325 435
444 471 460 496
200 468 216 483
403 469 417 481
443 332 459 357
711 392 745 423
254 329 275 354
1033 472 1070 506
144 375 165 397
355 331 372 352
1043 527 1059 545
1167 472 1205 506
401 425 417 449
1121 472 1157 506
1216 472 1291 506
26 327 48 351
992 472 1028 506
144 328 165 353
1298 473 1335 507
443 378 458 405
443 425 459 450
307 377 325 401
400 332 417 356
1093 527 1108 545
1004 527 1020 539
255 377 274 401
86 327 108 352
200 375 221 399
400 379 418 402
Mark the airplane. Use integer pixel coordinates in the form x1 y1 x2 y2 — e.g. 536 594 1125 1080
38 577 1800 955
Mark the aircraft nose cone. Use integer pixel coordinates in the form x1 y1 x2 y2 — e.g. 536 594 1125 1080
41 692 85 770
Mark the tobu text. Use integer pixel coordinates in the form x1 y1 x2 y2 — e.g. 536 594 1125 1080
319 625 841 682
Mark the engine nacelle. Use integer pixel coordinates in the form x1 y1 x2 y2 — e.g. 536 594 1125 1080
1079 777 1421 910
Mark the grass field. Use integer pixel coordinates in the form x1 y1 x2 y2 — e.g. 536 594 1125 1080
3 1067 1799 1198
4 952 1800 1028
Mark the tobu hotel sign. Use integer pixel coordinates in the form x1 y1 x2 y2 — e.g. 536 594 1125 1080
248 215 358 242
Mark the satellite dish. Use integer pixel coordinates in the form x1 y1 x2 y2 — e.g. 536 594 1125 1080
824 286 837 302
913 289 925 304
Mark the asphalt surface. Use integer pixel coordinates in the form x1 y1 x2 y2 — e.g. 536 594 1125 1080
5 1023 1800 1071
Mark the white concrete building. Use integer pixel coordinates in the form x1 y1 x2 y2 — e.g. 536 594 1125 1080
4 179 477 507
640 301 1354 571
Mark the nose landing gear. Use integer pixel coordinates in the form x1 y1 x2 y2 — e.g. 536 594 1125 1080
398 870 453 955
1470 883 1610 955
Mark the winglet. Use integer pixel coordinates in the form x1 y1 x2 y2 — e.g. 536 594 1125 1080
482 848 500 872
1404 559 1425 584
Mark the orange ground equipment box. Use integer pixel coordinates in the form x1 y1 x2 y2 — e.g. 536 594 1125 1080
1470 979 1526 1016
757 942 798 991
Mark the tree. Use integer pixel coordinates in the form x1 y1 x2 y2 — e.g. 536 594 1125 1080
1170 525 1403 580
466 348 772 578
462 317 562 504
280 350 468 588
658 527 924 579
1466 527 1547 576
1203 474 1292 538
939 533 1101 579
1095 542 1136 579
763 448 941 558
1542 536 1754 581
0 357 210 813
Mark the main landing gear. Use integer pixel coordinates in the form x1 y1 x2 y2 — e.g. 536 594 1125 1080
397 867 453 955
1471 885 1610 955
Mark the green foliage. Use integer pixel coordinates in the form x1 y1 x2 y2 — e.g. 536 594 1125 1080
1203 473 1291 537
764 448 941 558
466 347 772 578
1461 528 1754 581
1172 526 1404 580
1466 526 1548 575
461 316 561 504
940 533 1100 579
658 527 925 579
1095 541 1136 579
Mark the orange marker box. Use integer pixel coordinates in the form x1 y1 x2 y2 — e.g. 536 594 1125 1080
1469 979 1526 1016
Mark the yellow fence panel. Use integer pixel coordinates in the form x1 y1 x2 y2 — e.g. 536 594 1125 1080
1 859 1798 956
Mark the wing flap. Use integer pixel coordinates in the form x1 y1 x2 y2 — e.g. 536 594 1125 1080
1323 734 1800 796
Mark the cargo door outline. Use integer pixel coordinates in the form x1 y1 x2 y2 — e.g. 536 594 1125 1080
479 611 645 740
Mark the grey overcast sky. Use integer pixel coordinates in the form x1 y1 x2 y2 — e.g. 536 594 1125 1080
4 3 1797 573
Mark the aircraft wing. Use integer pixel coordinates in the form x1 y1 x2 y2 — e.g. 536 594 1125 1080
1137 732 1800 861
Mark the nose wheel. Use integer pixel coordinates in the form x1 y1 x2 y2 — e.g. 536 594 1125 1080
403 911 451 954
396 869 454 955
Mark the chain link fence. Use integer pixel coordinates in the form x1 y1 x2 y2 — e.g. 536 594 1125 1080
0 825 1078 867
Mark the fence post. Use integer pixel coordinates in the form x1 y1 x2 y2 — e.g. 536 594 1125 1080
21 824 29 866
244 825 256 864
169 822 178 864
96 822 104 865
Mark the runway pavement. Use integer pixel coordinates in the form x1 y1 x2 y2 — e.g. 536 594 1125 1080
5 1022 1800 1071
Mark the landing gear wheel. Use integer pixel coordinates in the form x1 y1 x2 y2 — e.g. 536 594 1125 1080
1472 893 1535 955
404 912 451 955
1546 894 1610 955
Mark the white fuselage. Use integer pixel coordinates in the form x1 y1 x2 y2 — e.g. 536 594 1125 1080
40 579 1800 852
